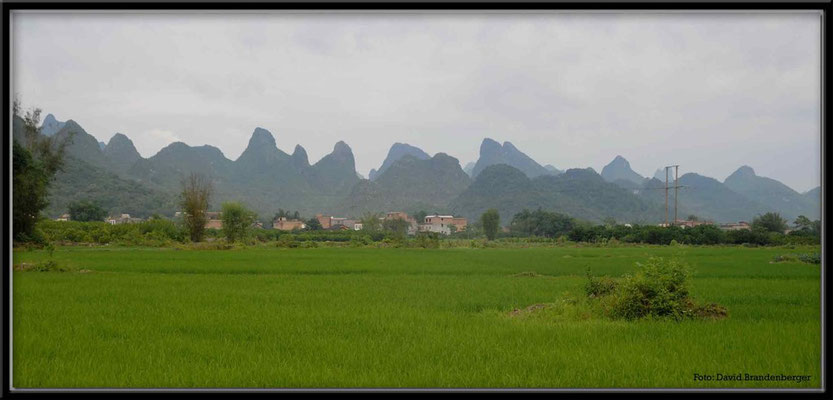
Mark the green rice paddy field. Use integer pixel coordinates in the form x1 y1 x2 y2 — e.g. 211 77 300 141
11 245 822 389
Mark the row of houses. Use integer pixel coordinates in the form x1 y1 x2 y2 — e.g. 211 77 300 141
657 219 752 231
55 213 145 224
274 212 468 235
160 210 468 235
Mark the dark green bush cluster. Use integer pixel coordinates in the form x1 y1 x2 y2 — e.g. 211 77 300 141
415 232 441 248
14 260 72 272
584 268 617 298
773 253 821 264
586 257 727 321
798 253 821 264
610 258 693 320
37 219 186 246
567 223 818 246
510 209 575 238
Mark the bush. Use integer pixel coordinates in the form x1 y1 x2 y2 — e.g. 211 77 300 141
584 257 726 321
349 235 371 248
584 268 617 297
610 257 692 320
415 232 441 248
798 253 821 264
276 235 299 248
36 219 188 246
15 259 72 272
772 253 821 264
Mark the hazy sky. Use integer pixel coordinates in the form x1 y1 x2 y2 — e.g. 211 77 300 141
13 11 821 192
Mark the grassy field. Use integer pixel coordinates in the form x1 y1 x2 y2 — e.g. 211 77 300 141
11 245 822 388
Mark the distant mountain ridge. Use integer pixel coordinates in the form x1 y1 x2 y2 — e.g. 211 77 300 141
724 166 819 220
20 114 820 224
601 155 646 186
470 138 556 179
450 164 660 223
369 143 431 181
338 153 471 216
39 114 66 136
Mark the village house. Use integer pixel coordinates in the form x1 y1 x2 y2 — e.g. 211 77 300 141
55 214 70 222
316 214 351 230
205 212 223 230
273 217 306 231
174 211 223 229
342 219 362 231
719 221 751 231
107 214 144 225
316 214 332 229
419 215 468 235
673 219 712 228
330 217 348 229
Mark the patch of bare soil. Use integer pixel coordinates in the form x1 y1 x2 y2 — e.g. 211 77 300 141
693 303 729 320
13 263 35 271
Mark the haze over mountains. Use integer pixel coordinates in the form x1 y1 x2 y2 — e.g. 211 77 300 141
19 114 820 225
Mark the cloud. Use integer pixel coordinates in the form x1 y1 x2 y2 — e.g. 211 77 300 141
11 11 822 192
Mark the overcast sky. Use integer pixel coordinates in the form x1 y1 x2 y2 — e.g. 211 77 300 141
13 11 821 192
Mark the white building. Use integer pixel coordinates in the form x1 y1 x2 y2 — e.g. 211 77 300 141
418 215 463 235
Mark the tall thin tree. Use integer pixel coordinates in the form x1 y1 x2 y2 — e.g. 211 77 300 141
180 172 213 242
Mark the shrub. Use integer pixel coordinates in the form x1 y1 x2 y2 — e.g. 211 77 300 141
276 235 298 248
798 253 821 264
772 253 820 264
349 235 370 248
602 257 711 321
15 260 72 272
584 268 617 297
540 260 729 323
415 232 441 249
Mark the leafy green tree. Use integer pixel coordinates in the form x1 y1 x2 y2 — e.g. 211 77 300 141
383 218 411 239
274 209 301 221
793 215 811 230
68 200 107 222
274 209 287 220
13 142 50 241
510 209 575 238
180 172 213 242
481 209 500 240
221 202 256 242
791 215 820 237
305 217 323 231
687 214 699 222
751 212 788 234
413 210 428 224
360 212 382 232
12 101 73 241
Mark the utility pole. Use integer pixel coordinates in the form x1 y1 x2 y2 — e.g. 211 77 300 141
665 167 669 227
664 165 682 226
674 165 679 224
